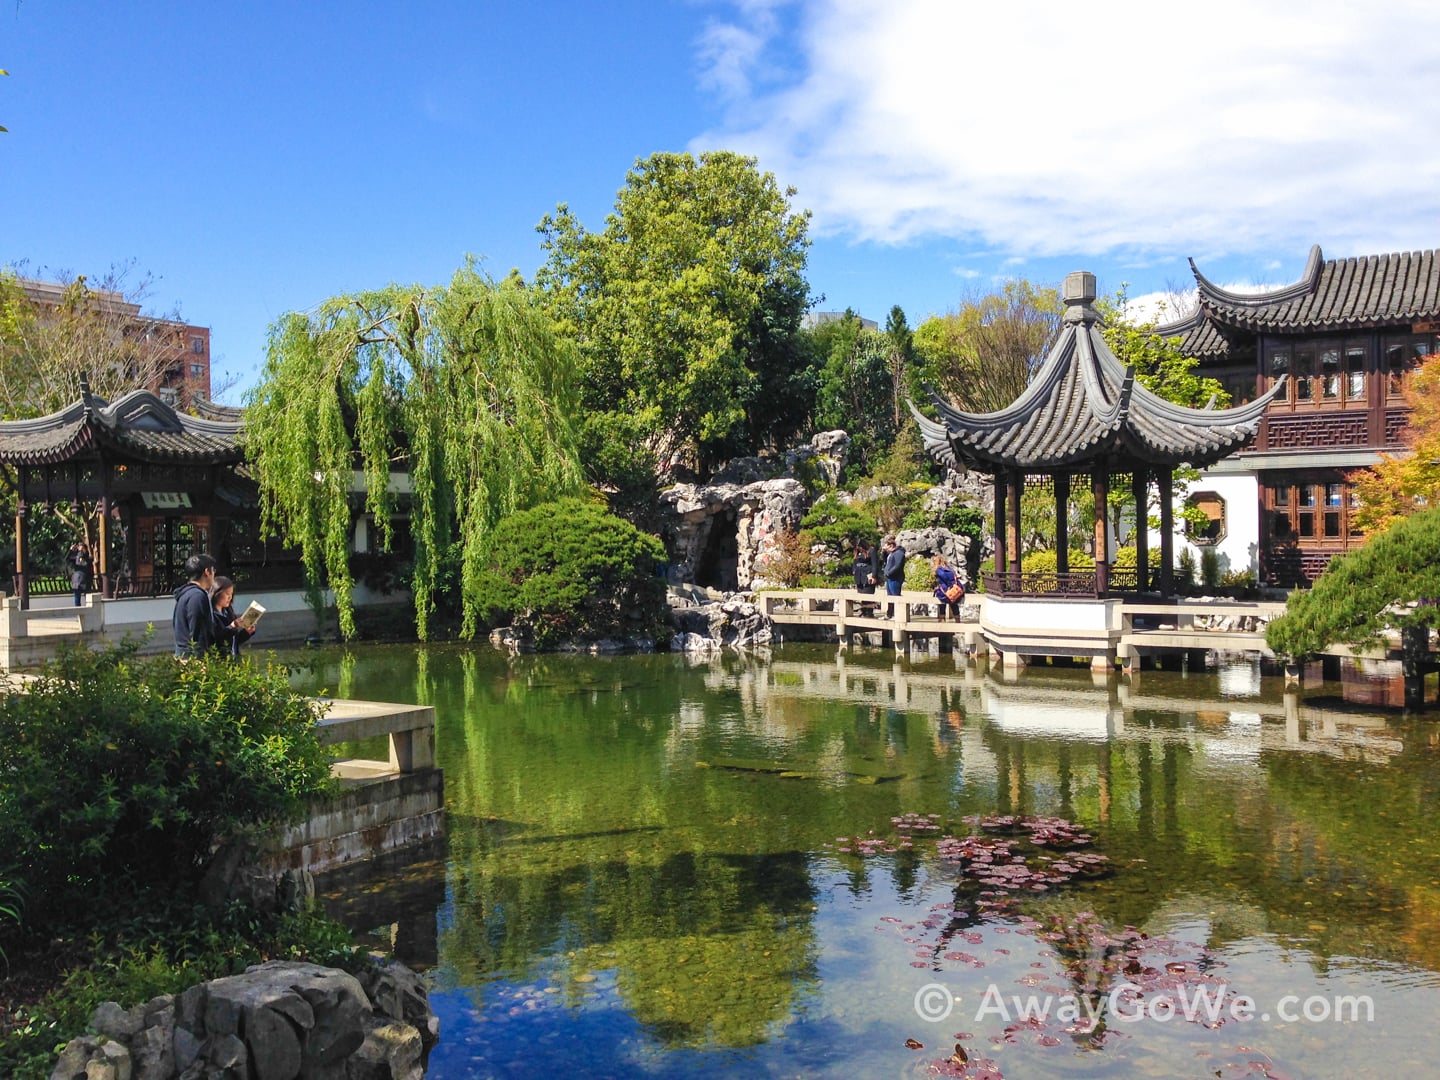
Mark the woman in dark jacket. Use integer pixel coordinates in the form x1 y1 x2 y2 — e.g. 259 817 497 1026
210 575 255 660
66 542 93 606
853 539 880 594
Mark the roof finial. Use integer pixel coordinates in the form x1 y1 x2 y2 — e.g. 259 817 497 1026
1062 271 1099 325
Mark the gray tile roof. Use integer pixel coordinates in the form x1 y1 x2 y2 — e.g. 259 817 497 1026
1193 244 1440 333
0 387 245 466
910 273 1281 473
1151 308 1232 358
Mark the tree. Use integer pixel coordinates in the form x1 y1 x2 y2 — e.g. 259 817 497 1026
535 151 812 479
912 281 1062 414
1351 351 1440 535
245 263 584 640
0 264 203 419
1265 506 1440 661
808 312 894 473
473 496 668 649
884 305 914 430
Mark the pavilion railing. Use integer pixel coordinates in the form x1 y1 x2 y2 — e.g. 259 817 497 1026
983 565 1140 598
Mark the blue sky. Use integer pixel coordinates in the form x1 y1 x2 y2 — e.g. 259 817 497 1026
5 1 1440 402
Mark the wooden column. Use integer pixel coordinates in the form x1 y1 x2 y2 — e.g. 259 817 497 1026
97 495 111 598
993 472 1007 592
14 500 28 610
1093 469 1109 595
1131 467 1149 592
1158 469 1175 596
1055 474 1070 575
1006 470 1023 582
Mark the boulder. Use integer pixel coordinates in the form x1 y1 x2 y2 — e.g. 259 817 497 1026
895 528 973 584
53 960 436 1080
669 590 774 650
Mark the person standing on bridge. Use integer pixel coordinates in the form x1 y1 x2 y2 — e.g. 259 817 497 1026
853 538 879 594
882 535 906 618
932 553 963 621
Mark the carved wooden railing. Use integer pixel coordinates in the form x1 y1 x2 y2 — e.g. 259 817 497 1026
983 566 1140 598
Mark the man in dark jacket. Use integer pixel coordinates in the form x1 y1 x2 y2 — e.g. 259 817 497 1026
172 553 218 658
882 535 906 618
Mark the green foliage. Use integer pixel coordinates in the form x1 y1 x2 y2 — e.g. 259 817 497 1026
798 494 877 561
903 556 933 592
536 151 812 476
808 314 895 470
473 497 668 649
1266 507 1440 659
1022 549 1095 573
578 410 662 529
0 643 335 934
1177 548 1198 586
942 504 986 546
245 262 584 639
1200 548 1221 589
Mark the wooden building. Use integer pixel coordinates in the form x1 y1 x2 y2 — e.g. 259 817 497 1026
1162 245 1440 585
911 270 1278 598
0 382 302 607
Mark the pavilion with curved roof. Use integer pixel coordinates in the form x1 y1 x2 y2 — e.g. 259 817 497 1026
910 271 1283 598
0 380 265 606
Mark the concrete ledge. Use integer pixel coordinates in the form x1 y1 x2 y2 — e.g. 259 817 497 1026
268 767 445 875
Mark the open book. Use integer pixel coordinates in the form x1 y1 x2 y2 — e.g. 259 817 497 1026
235 601 266 631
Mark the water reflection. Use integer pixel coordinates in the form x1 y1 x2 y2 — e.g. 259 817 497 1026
282 644 1440 1078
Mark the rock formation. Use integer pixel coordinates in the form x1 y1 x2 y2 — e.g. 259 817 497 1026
50 959 437 1080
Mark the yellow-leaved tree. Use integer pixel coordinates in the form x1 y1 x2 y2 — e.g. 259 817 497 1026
1351 353 1440 535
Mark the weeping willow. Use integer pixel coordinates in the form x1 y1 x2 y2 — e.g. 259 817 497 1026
245 263 583 639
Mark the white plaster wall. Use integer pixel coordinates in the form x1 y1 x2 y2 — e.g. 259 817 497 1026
1167 472 1260 579
983 598 1110 631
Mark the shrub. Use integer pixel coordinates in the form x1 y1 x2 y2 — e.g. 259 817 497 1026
1200 548 1221 589
904 556 935 592
1177 548 1198 585
760 529 816 588
942 504 985 545
473 497 669 649
799 494 878 559
0 643 336 937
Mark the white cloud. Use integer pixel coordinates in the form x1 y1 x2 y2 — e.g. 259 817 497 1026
691 0 1440 262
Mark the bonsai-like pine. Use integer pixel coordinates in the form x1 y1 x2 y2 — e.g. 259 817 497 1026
474 497 669 649
1265 507 1440 660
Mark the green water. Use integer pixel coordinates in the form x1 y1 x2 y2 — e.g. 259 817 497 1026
282 644 1440 1079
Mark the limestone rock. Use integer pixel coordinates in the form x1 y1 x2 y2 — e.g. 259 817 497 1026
660 478 807 591
51 1036 105 1080
669 590 774 650
895 528 973 584
91 1002 145 1042
346 1018 424 1080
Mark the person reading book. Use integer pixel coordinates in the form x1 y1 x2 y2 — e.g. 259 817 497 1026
211 576 257 660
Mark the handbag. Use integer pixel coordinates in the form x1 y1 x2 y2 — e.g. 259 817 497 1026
944 583 964 603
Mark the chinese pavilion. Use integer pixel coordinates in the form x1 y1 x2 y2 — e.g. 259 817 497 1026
0 382 298 607
911 271 1282 597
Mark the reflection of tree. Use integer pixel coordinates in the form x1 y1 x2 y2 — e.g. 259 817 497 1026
439 844 818 1047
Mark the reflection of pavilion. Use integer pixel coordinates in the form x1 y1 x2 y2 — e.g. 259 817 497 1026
726 654 1405 764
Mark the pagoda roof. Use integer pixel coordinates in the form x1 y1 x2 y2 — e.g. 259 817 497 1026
1190 244 1440 334
910 271 1283 473
0 383 245 467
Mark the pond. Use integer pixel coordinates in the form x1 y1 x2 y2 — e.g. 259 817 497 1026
282 643 1440 1079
